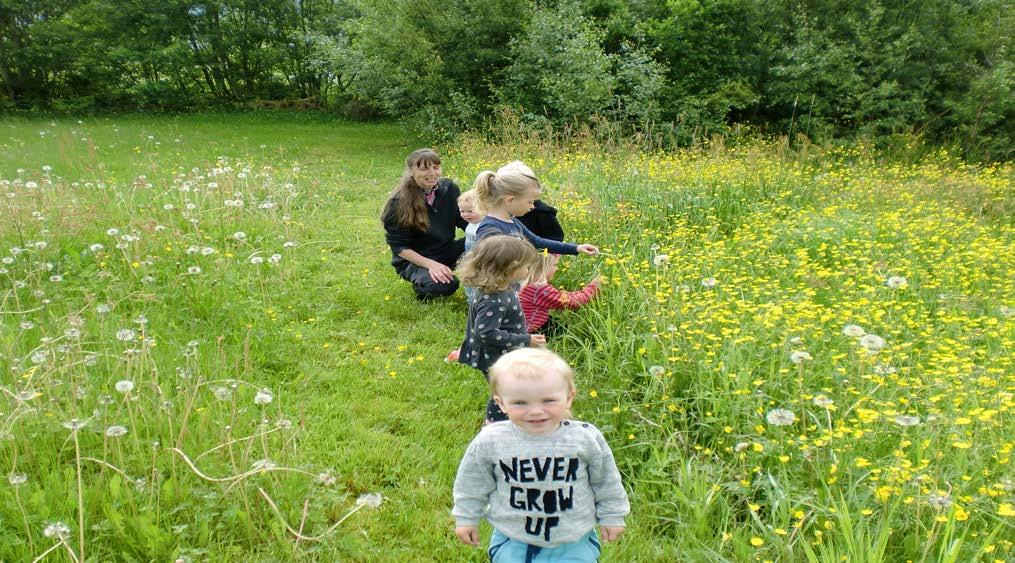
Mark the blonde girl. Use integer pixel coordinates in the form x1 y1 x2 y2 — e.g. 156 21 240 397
456 235 546 423
473 161 598 256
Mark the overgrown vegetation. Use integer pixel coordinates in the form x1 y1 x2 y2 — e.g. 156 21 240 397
2 0 1011 158
1 114 1011 560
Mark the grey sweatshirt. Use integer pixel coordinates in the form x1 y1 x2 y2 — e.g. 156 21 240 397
452 420 630 548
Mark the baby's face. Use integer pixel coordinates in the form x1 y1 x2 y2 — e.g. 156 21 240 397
494 372 574 435
459 202 483 224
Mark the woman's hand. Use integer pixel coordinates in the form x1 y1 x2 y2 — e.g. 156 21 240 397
427 260 455 284
529 334 547 347
576 244 599 255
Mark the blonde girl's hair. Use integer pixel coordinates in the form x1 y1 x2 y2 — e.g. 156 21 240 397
381 148 442 232
457 189 480 210
489 348 577 415
472 160 541 211
456 235 538 294
523 252 559 286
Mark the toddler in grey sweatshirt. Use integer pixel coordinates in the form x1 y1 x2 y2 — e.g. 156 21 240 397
452 348 629 558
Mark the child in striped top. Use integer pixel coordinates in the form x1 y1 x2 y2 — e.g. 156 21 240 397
519 253 601 335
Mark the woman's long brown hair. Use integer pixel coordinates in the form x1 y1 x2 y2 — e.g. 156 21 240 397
381 148 441 232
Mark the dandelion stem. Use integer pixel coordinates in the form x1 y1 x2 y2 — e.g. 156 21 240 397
195 426 282 461
72 430 86 562
15 487 35 552
29 541 63 563
257 487 366 542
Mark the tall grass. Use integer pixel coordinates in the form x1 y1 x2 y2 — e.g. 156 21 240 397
1 114 1012 560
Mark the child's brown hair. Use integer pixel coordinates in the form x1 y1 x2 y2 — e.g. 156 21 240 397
456 235 538 294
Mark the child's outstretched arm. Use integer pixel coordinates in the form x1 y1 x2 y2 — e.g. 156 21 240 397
530 280 601 312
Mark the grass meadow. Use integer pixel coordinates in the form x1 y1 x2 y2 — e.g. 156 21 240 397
0 114 1012 562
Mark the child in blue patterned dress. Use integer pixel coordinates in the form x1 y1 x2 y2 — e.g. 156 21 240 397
456 235 546 423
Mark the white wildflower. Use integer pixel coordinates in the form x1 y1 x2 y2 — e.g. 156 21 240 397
115 380 134 394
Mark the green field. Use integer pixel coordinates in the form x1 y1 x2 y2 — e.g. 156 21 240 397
1 114 1012 561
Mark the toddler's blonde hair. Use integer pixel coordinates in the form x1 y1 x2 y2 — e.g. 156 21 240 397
458 189 481 212
523 252 560 286
489 348 577 415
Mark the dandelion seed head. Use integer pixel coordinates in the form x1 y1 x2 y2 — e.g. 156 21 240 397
251 459 276 471
894 415 921 427
116 328 136 342
886 276 908 289
254 388 273 405
701 277 718 288
115 380 134 394
860 334 886 353
812 395 834 408
356 492 383 508
105 425 128 437
62 418 87 431
925 492 952 509
766 408 796 426
317 472 337 486
212 387 232 401
43 521 70 539
8 472 27 486
842 324 866 337
789 351 812 364
648 365 666 377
